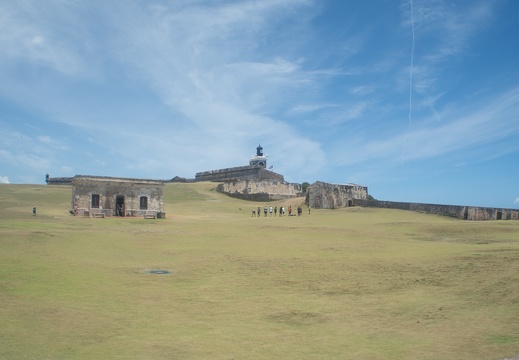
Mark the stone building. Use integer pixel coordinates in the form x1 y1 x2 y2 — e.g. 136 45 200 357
71 175 165 218
196 144 305 201
195 144 283 182
306 181 369 209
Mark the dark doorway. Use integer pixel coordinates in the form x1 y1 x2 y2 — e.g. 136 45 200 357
496 211 502 220
116 196 125 217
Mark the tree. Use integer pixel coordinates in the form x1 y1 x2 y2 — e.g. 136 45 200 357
302 182 310 193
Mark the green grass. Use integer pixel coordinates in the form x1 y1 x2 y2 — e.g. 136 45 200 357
1 183 518 359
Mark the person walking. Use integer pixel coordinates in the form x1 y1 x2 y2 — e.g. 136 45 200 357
264 206 268 217
269 206 273 216
274 206 277 216
257 206 261 217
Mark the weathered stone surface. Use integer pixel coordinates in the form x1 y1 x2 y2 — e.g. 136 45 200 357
353 199 519 221
72 175 164 217
306 181 368 209
46 173 73 185
195 165 283 182
216 179 303 201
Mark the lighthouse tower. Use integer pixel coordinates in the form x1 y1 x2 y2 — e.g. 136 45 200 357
249 144 268 168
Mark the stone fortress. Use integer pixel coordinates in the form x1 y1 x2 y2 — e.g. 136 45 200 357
194 145 284 183
195 145 305 202
46 144 518 221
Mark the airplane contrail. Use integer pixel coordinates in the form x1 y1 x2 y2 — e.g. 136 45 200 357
409 0 415 127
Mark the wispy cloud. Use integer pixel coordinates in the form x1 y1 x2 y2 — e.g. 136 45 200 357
332 87 519 166
0 175 10 184
0 1 99 76
288 103 341 115
399 0 496 109
0 0 515 195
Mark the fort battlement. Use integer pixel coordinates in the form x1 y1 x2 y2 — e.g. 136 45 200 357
195 165 284 182
353 199 519 221
216 179 303 201
45 144 518 221
306 181 368 209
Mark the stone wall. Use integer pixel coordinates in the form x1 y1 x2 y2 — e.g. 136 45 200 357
353 199 519 221
72 176 164 217
216 180 303 201
306 181 368 209
195 165 284 182
46 174 73 185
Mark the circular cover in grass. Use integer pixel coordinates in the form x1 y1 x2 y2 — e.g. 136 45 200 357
148 269 171 274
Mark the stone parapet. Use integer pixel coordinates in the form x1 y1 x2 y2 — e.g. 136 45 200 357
353 199 519 221
216 179 303 201
195 165 284 182
46 176 73 185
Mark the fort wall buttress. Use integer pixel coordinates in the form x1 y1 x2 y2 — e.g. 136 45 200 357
306 181 368 209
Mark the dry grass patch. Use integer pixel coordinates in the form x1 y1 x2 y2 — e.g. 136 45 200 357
1 183 518 359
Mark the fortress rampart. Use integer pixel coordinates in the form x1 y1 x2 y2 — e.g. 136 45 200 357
305 181 518 221
195 165 284 182
216 179 303 201
306 181 368 209
353 199 519 221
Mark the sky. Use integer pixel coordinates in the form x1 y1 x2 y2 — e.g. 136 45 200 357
1 0 519 209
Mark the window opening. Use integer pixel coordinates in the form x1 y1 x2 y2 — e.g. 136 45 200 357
91 194 100 208
140 196 148 210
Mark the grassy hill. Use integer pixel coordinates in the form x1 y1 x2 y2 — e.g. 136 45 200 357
1 183 518 360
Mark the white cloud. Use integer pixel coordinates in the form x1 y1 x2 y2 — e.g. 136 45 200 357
288 103 341 115
0 0 513 191
0 1 92 76
0 176 10 184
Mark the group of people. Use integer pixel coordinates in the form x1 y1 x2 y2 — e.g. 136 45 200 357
252 205 305 217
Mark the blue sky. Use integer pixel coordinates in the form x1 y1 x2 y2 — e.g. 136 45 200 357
1 0 519 209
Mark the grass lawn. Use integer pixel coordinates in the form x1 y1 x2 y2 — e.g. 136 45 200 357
1 183 518 359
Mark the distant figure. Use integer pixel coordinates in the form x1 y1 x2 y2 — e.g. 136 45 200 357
274 206 277 216
74 205 79 216
264 206 268 217
257 207 261 218
251 209 256 217
308 206 311 215
269 206 273 216
297 206 302 216
288 205 292 216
